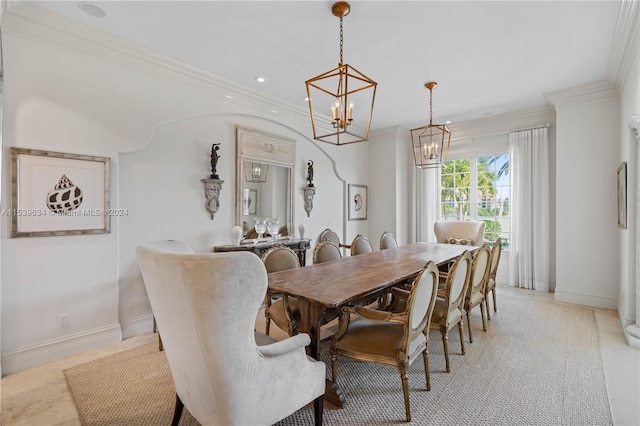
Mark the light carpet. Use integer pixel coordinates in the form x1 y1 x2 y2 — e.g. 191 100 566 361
64 292 613 425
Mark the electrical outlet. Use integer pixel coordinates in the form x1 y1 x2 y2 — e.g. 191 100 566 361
57 313 70 329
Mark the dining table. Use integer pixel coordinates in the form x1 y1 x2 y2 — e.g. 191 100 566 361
267 242 476 407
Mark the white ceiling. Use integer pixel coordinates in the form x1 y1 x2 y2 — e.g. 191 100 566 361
33 0 623 130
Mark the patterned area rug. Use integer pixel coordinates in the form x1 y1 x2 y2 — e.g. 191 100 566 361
64 292 613 425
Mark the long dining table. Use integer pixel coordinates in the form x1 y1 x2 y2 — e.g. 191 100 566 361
267 242 475 407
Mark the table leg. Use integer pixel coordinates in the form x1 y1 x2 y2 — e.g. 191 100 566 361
297 298 346 408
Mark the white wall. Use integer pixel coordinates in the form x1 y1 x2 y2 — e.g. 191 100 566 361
549 83 620 309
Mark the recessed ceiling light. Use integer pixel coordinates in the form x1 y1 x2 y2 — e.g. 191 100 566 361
271 110 278 114
78 2 107 18
224 95 234 99
304 97 310 102
445 120 452 124
255 76 267 83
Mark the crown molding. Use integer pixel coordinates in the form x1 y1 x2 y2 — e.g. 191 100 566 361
544 80 619 110
606 0 640 91
1 2 315 131
446 106 556 141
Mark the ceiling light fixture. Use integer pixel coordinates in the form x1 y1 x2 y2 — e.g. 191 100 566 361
410 82 451 169
245 163 269 183
305 2 377 145
78 2 107 18
255 76 267 83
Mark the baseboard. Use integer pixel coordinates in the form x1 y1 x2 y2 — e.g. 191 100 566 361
1 324 122 376
554 289 617 310
121 314 154 340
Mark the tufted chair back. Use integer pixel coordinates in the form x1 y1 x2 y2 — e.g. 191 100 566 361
433 221 486 246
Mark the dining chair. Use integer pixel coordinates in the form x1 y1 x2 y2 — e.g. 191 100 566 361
330 261 440 422
430 250 472 373
350 234 373 256
464 244 491 343
379 231 398 250
313 240 342 264
485 238 502 320
136 241 325 426
261 245 301 336
318 228 352 249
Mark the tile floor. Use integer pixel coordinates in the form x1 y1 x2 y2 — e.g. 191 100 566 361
1 286 639 426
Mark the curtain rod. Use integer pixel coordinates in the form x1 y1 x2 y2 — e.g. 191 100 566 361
509 123 550 133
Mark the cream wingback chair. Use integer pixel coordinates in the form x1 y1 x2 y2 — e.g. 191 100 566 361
136 241 325 426
433 220 486 246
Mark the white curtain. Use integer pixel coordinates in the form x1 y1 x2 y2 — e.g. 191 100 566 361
508 127 549 291
413 166 440 243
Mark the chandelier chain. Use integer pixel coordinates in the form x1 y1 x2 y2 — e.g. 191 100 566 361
339 16 344 65
429 86 433 125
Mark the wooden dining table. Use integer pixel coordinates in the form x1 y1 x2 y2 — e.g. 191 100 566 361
267 242 475 407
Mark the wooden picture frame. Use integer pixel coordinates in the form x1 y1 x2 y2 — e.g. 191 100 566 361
348 184 368 221
617 162 627 229
10 148 111 237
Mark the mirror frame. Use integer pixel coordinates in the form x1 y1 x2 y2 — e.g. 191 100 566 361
236 127 296 234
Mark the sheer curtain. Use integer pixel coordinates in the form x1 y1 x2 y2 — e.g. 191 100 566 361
413 166 440 243
508 127 549 291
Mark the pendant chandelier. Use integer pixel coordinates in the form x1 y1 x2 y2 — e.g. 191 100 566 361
410 82 451 168
245 162 268 183
305 2 377 145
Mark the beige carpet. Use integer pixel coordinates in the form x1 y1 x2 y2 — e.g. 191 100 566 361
64 292 613 425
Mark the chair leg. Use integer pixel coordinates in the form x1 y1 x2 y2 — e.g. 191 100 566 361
399 365 411 422
313 395 324 426
171 393 184 426
492 288 497 312
480 302 487 331
441 330 450 373
265 314 270 336
458 321 466 355
330 351 338 383
486 296 492 320
422 346 431 391
466 310 473 343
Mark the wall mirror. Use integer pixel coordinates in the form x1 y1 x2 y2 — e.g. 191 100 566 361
236 127 295 238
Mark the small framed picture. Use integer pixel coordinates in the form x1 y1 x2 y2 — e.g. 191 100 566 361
10 148 111 237
348 184 368 221
242 188 258 216
617 162 627 229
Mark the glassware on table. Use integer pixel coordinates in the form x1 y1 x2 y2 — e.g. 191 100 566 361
254 218 267 239
267 218 280 241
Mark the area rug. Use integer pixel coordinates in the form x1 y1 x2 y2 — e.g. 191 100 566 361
64 292 613 425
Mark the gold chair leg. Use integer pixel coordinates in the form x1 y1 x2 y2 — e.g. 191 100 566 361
400 366 411 422
480 302 487 331
486 295 492 320
442 330 450 373
265 315 271 336
492 289 497 312
466 310 473 343
458 321 466 355
422 347 431 391
330 352 338 383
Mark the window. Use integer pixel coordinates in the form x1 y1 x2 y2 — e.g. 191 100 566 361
440 154 510 247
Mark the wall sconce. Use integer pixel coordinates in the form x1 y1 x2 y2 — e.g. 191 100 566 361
202 143 224 220
303 160 316 217
245 162 269 183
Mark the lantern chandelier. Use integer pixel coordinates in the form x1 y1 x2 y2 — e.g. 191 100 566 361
305 2 377 145
410 82 451 168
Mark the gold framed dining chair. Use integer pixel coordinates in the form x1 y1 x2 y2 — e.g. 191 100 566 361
485 238 502 319
379 231 398 250
330 261 440 422
318 228 352 249
350 234 373 256
313 240 342 264
430 250 472 373
261 245 301 336
464 244 491 343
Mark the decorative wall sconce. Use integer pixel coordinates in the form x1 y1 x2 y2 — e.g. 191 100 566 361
202 143 224 220
303 160 315 217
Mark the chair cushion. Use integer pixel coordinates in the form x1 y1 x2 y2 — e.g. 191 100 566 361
447 237 472 245
431 298 462 329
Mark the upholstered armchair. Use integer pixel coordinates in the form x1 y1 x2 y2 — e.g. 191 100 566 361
136 241 325 426
330 261 439 422
433 220 486 246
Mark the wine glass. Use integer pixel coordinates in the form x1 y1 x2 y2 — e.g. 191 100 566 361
254 218 267 239
267 218 280 241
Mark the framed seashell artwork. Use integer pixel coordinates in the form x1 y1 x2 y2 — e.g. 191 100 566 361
9 148 111 237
